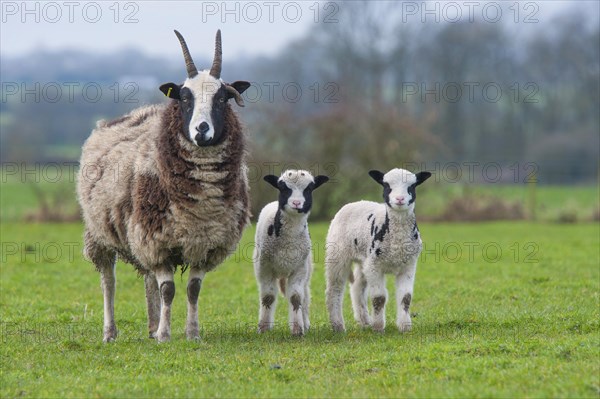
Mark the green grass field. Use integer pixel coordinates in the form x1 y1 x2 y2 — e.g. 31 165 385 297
1 221 598 398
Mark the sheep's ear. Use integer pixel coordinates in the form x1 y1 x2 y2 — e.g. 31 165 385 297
263 175 280 189
229 81 251 95
159 83 181 100
313 175 329 189
415 171 432 186
368 170 385 186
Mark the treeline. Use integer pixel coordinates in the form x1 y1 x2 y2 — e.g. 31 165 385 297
1 2 598 220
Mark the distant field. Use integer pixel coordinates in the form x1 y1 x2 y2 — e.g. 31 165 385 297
1 167 598 222
1 221 598 397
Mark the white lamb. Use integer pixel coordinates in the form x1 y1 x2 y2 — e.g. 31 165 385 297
325 168 431 333
253 170 329 336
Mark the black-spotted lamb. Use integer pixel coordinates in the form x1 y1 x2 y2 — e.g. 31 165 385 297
76 30 251 342
325 168 431 333
253 170 329 336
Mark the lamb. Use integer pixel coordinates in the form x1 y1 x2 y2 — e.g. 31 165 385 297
253 170 329 336
76 30 251 342
325 168 431 333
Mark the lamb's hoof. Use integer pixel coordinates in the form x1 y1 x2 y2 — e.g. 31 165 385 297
397 322 412 333
331 323 346 333
258 323 273 333
291 323 304 337
186 329 200 341
148 331 157 339
372 322 385 333
103 325 118 343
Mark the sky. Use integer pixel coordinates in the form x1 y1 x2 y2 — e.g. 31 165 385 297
1 1 598 60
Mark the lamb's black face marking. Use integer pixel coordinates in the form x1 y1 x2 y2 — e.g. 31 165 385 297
273 210 283 237
264 172 328 214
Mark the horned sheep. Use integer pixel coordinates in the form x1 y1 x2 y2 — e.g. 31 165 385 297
76 30 251 342
325 168 431 333
253 170 329 336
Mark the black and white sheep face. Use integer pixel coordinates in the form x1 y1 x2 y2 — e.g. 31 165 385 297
264 170 329 214
159 30 250 147
369 168 431 212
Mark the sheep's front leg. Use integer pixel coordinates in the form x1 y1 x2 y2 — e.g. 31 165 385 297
186 268 206 340
395 261 416 332
154 267 175 343
350 265 371 328
365 264 387 332
144 272 160 339
257 276 278 333
287 271 306 336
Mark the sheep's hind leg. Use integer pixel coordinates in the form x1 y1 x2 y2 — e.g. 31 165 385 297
350 265 371 328
186 268 206 340
154 267 175 342
144 272 160 339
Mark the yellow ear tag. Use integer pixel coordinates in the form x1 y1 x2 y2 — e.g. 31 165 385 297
166 87 172 98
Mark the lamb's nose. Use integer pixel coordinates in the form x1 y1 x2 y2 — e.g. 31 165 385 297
396 196 405 204
196 122 210 134
292 200 301 207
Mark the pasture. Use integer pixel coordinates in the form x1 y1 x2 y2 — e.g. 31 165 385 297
1 220 598 397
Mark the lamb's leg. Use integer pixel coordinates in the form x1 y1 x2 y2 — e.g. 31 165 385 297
257 276 278 333
84 234 117 343
325 257 349 332
154 267 175 343
144 272 160 339
186 268 206 340
350 265 371 327
395 261 416 332
365 265 387 332
287 271 306 336
302 260 312 332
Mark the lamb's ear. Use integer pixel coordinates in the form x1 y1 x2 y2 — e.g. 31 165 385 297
313 175 329 189
368 170 385 186
159 83 181 100
263 175 280 189
415 171 432 186
229 81 251 95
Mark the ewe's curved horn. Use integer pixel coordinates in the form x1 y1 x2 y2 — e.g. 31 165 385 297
174 30 198 78
209 29 222 79
226 85 244 107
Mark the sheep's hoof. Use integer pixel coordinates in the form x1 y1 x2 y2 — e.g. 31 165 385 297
397 322 412 333
331 323 346 333
186 330 200 341
156 331 171 343
372 322 385 333
103 325 118 343
148 330 158 339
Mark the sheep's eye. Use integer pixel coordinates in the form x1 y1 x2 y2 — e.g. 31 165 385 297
182 97 188 103
219 97 225 103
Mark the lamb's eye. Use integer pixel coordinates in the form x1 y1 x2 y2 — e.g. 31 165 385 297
219 97 225 103
182 97 188 103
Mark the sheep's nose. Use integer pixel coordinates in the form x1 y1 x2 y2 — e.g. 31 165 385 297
292 200 301 207
196 122 210 134
396 196 405 204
